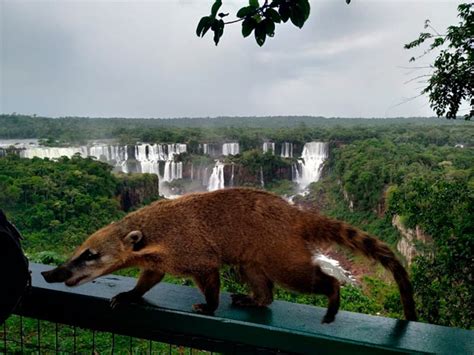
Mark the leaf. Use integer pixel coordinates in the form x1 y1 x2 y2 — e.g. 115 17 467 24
237 6 254 18
298 0 311 21
212 19 225 45
249 0 259 8
265 8 281 23
264 18 275 37
242 18 256 38
278 3 290 23
211 0 222 18
255 23 266 46
196 16 211 37
290 4 305 28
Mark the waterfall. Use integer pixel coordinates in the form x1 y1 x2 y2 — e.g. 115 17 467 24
260 166 264 187
202 143 210 155
263 142 275 154
295 142 328 190
280 142 293 158
222 143 239 156
292 163 301 181
208 161 225 191
161 161 182 182
203 167 209 186
135 143 187 175
20 146 88 159
230 163 235 187
17 141 189 198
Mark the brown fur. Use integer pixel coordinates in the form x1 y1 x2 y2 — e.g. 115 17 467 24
42 188 417 323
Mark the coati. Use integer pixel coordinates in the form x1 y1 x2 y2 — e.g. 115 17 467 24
42 188 417 323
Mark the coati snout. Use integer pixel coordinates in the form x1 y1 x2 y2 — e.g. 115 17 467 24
40 188 417 323
42 229 145 287
41 267 72 284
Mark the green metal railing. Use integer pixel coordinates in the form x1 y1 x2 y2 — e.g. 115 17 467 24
3 263 473 354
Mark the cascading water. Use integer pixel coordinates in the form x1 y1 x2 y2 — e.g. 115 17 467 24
208 161 225 191
135 143 187 175
230 163 235 187
222 143 239 156
17 142 188 197
20 146 87 159
280 142 293 158
263 142 275 154
161 161 183 182
295 142 328 191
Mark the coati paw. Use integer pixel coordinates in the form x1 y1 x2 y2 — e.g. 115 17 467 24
322 313 336 324
231 294 259 307
110 291 141 309
192 303 215 315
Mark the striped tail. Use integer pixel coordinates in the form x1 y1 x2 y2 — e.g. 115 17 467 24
309 215 418 321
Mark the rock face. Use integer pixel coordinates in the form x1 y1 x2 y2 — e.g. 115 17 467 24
392 215 432 265
116 173 159 211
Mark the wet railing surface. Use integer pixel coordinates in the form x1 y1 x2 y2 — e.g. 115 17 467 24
6 263 474 354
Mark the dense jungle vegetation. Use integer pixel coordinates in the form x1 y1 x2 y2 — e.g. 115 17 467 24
0 115 472 351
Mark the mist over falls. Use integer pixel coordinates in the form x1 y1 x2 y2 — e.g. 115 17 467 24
6 141 329 198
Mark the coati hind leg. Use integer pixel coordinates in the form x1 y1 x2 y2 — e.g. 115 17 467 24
192 269 220 315
231 266 274 307
111 269 164 308
274 261 340 324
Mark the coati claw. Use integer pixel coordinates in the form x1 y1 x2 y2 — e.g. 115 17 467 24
231 294 260 307
230 293 247 302
110 291 141 309
322 314 335 324
192 303 215 315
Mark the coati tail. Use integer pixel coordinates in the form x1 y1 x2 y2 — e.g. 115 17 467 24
309 216 418 321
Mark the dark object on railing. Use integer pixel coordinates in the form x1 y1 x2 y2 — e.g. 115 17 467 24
16 263 474 354
0 210 30 324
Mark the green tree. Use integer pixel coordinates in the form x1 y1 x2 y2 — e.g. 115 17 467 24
405 3 473 120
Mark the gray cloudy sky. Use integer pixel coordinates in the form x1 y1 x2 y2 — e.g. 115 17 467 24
0 0 461 118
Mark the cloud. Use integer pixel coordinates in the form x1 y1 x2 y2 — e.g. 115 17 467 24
0 0 461 118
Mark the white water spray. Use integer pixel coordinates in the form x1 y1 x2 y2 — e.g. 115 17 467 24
208 161 225 191
295 142 328 191
262 142 275 154
280 142 293 158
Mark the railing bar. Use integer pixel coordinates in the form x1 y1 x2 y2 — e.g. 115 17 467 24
55 322 59 353
19 315 24 353
111 332 115 355
37 318 41 353
73 325 77 353
3 320 6 353
148 339 152 355
129 335 132 354
92 330 96 353
4 337 57 352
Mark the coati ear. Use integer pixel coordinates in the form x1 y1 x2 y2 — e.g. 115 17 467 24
123 230 144 250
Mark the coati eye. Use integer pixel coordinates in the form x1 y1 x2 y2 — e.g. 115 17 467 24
82 249 99 261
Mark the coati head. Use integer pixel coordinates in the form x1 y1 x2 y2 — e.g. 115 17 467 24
41 223 144 287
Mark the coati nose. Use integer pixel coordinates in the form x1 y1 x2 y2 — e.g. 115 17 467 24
41 267 73 283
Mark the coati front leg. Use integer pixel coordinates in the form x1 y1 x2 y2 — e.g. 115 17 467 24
111 269 164 308
231 266 274 307
192 269 220 315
